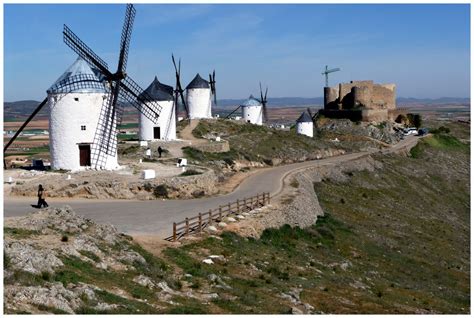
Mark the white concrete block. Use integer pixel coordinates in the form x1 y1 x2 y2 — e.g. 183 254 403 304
142 169 156 179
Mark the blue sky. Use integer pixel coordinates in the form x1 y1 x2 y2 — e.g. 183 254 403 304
4 3 470 101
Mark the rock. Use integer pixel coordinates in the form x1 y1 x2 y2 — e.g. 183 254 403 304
218 222 227 228
157 281 175 294
236 215 245 219
94 302 119 311
208 274 218 283
207 226 218 233
202 259 214 265
184 273 193 278
117 250 146 265
133 275 155 289
95 262 108 270
291 307 304 314
340 261 352 271
224 217 236 223
200 293 219 300
4 241 63 274
242 212 250 216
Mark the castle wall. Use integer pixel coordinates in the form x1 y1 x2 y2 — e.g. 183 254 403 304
323 79 396 122
371 85 396 109
361 109 389 122
324 87 338 108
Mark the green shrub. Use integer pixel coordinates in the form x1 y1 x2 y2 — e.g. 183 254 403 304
179 169 202 177
153 184 168 198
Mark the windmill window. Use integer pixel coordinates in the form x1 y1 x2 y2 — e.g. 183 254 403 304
81 125 86 131
74 97 79 102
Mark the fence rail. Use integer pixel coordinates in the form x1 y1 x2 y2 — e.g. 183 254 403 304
166 192 270 241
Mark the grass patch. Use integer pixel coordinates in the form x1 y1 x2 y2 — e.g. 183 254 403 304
4 227 40 239
78 250 101 263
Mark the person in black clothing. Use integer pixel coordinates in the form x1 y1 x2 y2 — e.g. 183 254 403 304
158 146 163 158
37 184 49 208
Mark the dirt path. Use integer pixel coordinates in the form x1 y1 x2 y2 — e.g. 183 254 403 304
4 136 420 238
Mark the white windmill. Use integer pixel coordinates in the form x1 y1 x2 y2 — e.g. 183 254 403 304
47 57 118 171
3 4 164 171
138 77 175 141
296 111 314 137
241 95 263 125
185 73 213 119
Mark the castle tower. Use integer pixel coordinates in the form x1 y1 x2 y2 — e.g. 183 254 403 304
138 77 175 141
296 112 313 137
185 73 212 119
241 95 263 125
47 57 118 171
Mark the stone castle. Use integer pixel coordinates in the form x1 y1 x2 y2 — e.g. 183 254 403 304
321 80 399 122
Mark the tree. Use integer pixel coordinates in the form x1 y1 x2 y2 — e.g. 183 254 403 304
413 114 422 129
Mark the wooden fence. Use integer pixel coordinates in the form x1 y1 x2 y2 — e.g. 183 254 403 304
167 192 270 241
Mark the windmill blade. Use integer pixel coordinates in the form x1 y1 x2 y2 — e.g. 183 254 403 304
264 86 268 102
172 54 188 118
119 76 162 123
259 82 264 103
3 98 48 155
63 25 111 76
212 70 217 106
224 105 241 119
262 103 269 123
117 3 136 74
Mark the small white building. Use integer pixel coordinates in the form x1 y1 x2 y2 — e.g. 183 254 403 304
241 95 263 125
186 73 212 119
138 77 176 141
47 57 118 171
296 112 314 138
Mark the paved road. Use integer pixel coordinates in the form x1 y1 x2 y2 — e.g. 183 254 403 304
3 136 419 237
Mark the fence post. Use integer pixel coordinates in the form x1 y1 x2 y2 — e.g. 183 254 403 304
219 206 222 220
173 222 177 241
257 193 260 206
237 199 240 213
228 202 231 215
209 209 212 224
185 218 189 235
267 192 270 204
198 213 202 233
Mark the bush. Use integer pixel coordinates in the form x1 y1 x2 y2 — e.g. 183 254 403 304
180 169 201 177
430 126 450 134
153 185 168 198
61 235 69 242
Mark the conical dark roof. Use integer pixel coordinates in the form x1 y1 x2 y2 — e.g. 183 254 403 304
138 76 174 101
296 112 313 123
186 73 209 89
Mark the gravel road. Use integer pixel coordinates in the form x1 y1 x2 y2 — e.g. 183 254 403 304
3 136 419 237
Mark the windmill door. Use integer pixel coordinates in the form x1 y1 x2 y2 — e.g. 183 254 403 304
153 127 161 139
79 144 91 166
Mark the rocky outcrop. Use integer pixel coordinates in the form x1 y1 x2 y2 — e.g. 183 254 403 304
3 206 150 314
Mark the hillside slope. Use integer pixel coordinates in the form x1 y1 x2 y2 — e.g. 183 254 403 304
4 124 469 314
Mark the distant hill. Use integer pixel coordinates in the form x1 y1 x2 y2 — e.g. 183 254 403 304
397 97 470 105
4 100 48 120
4 97 470 119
